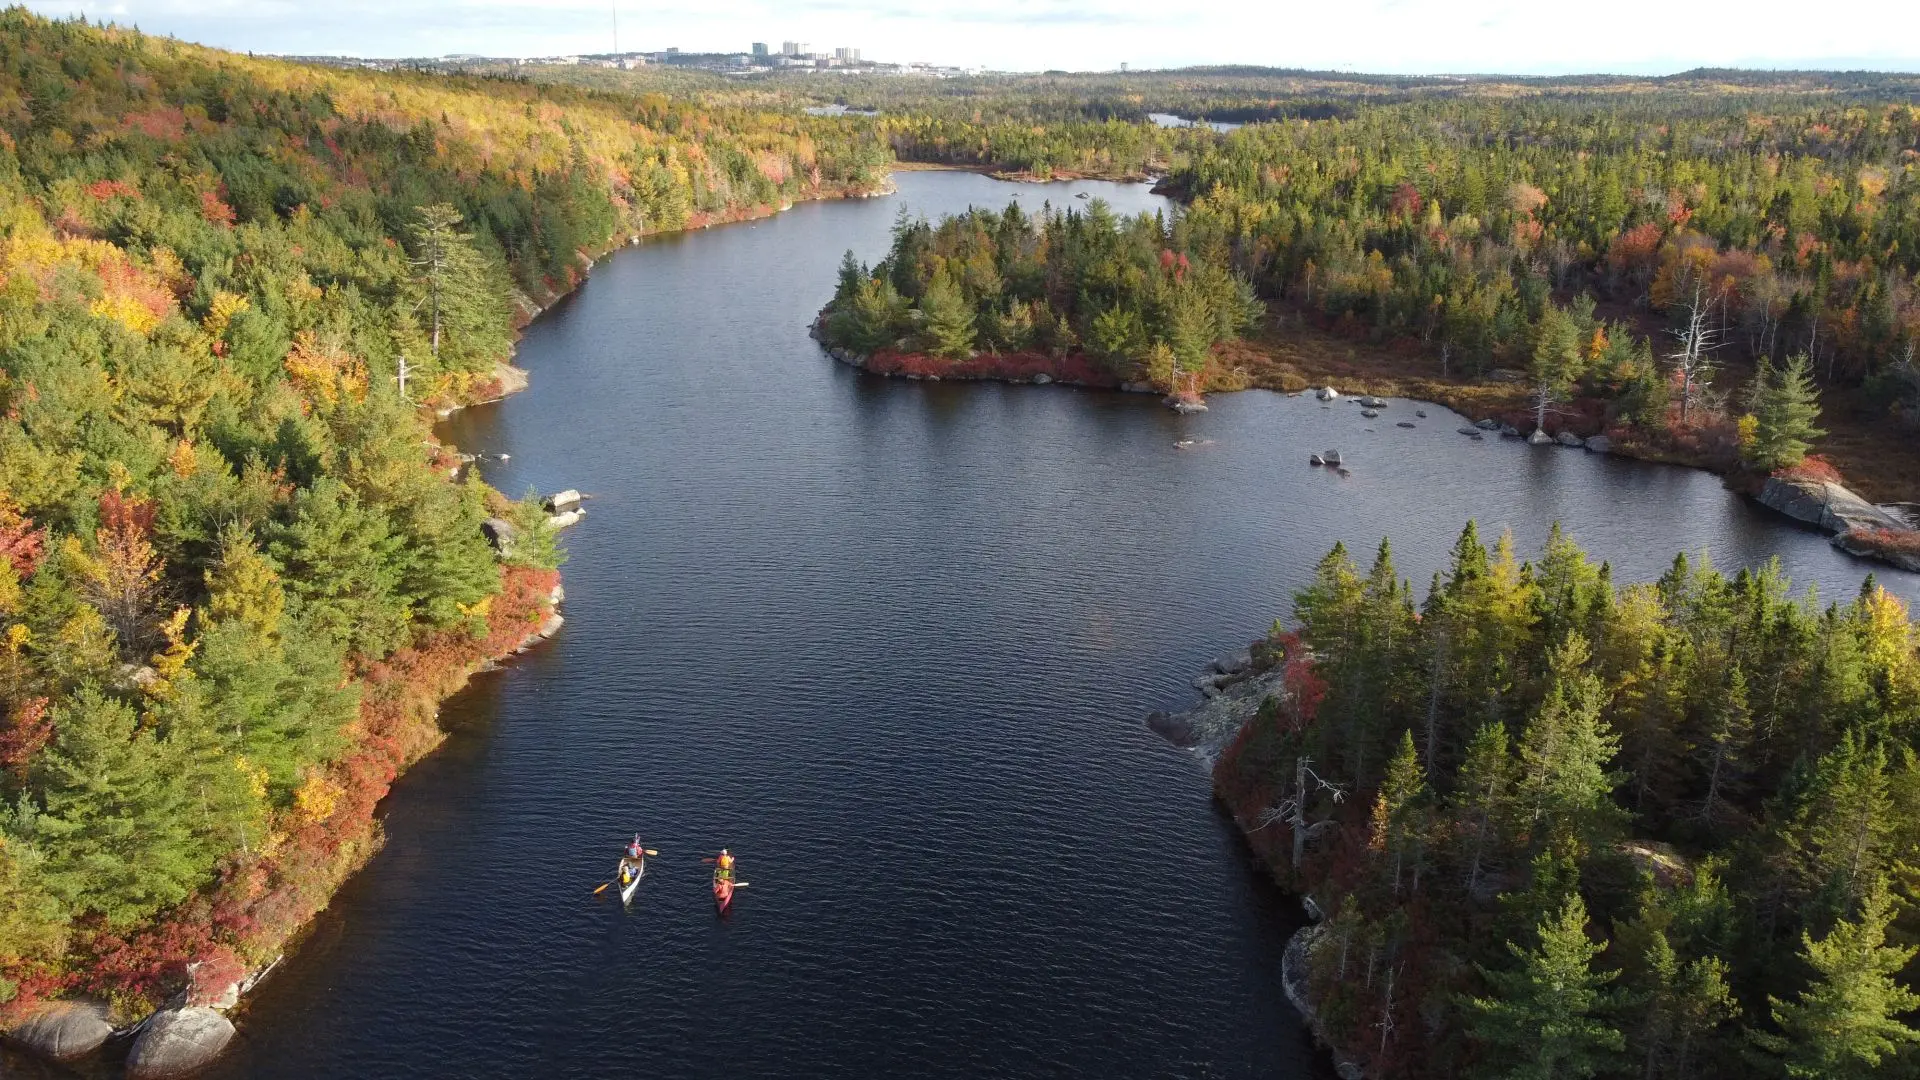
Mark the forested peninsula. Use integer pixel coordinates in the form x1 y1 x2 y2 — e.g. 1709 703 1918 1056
1191 526 1920 1080
0 9 887 1064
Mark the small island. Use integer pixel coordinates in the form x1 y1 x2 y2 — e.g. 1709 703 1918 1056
813 201 1265 410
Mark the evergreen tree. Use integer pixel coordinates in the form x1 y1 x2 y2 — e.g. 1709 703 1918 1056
919 268 977 359
1516 634 1626 852
1454 720 1516 900
1464 892 1625 1080
1745 353 1825 473
1757 876 1920 1078
1370 730 1431 897
407 203 507 373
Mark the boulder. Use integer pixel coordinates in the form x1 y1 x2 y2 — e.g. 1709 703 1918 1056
1555 431 1586 448
1758 475 1909 534
1499 424 1521 437
1309 454 1325 466
1143 710 1194 746
1361 408 1379 418
1415 410 1428 418
543 489 581 512
1322 449 1342 467
546 509 586 530
1210 648 1254 676
1032 373 1053 385
1167 397 1208 414
1585 435 1614 455
1395 421 1416 429
1458 426 1481 435
481 517 516 555
1527 429 1553 445
1359 396 1388 408
1474 418 1501 431
1315 386 1341 401
126 1008 235 1080
6 1000 113 1062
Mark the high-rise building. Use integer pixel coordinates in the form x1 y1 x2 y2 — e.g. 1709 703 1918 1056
781 41 806 57
835 47 860 63
752 42 769 58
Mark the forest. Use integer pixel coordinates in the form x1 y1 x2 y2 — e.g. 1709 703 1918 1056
1215 527 1920 1078
0 9 886 1013
819 202 1263 397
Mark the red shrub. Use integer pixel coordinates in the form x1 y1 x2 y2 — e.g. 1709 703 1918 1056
1777 454 1846 485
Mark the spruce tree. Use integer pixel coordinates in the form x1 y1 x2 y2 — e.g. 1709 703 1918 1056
408 203 506 373
1464 892 1625 1080
1758 876 1920 1077
918 269 977 359
1746 352 1825 472
1454 720 1516 900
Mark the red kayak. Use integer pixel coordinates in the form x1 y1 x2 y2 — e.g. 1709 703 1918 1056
712 850 737 913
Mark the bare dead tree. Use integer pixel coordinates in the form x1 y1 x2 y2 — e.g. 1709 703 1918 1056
1254 756 1349 870
1668 282 1723 424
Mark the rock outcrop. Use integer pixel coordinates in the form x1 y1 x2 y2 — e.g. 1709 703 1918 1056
4 1000 113 1062
125 1008 235 1080
1146 662 1287 762
1758 475 1909 535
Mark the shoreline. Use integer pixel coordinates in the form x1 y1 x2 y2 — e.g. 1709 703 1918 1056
813 303 1920 577
2 176 895 1079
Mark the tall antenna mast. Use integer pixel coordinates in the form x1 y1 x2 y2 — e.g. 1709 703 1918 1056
611 0 619 57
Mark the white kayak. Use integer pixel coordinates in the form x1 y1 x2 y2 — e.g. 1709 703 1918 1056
617 855 645 904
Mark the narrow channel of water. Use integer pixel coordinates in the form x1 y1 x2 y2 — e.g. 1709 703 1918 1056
19 170 1907 1080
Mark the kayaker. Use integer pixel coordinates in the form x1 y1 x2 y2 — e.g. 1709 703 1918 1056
716 849 734 871
627 835 644 859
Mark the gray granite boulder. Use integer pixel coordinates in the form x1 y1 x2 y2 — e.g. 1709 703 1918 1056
6 1001 113 1062
126 1008 234 1080
1527 429 1553 445
1555 430 1585 448
1585 435 1613 454
1759 476 1908 534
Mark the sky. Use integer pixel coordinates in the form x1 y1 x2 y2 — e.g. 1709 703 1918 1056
23 0 1920 75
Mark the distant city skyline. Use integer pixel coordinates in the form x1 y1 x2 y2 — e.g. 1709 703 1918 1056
22 0 1920 74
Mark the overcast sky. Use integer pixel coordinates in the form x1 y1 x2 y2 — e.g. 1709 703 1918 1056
24 0 1920 74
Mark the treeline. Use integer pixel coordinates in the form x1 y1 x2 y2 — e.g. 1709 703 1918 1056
1168 94 1920 438
819 202 1263 394
0 9 881 1014
1216 526 1920 1078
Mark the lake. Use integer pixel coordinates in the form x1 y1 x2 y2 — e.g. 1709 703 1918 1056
38 170 1909 1079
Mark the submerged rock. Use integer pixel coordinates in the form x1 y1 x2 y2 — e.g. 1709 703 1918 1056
1474 418 1501 431
6 1001 113 1062
1396 421 1416 429
1322 449 1342 467
1458 426 1481 436
1360 408 1379 418
126 1008 234 1080
1585 435 1614 454
1309 453 1325 466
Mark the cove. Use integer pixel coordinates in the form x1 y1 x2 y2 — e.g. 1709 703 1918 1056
107 170 1916 1079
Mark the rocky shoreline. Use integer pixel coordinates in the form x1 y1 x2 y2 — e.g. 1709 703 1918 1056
1146 645 1366 1079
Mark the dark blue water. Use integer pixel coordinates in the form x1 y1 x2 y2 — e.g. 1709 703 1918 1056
135 170 1918 1078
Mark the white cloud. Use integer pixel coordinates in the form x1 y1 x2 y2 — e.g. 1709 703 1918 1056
22 0 1920 73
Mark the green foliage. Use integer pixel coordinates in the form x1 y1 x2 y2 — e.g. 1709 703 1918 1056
1258 525 1920 1078
1463 892 1625 1080
1745 353 1826 472
1756 877 1920 1078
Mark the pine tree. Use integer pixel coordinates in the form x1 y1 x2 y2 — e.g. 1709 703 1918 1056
408 203 506 372
918 268 977 359
1516 633 1626 851
1454 720 1516 900
1758 876 1920 1077
1464 892 1625 1080
1530 304 1587 434
1745 352 1825 472
1693 667 1752 828
1370 730 1431 897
